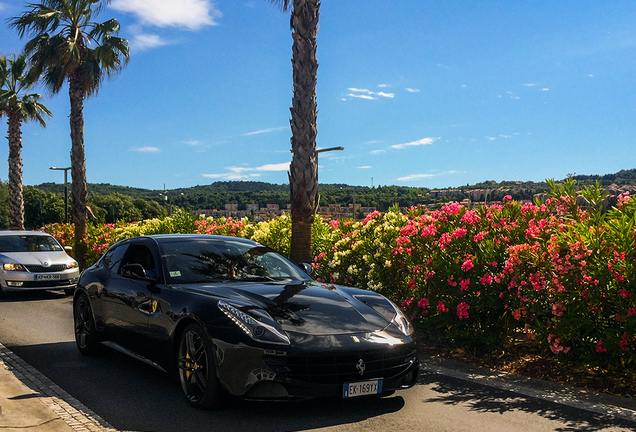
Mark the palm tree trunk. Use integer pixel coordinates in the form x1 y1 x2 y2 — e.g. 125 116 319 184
7 111 25 230
288 0 320 264
69 75 88 269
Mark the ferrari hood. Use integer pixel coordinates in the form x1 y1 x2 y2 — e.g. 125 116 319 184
196 281 392 336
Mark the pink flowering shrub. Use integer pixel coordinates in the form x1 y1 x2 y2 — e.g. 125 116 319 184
314 181 636 368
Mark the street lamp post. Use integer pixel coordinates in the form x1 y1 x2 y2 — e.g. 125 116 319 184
316 146 344 155
50 166 71 223
314 146 344 217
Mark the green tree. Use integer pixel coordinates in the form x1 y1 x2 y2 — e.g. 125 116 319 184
271 0 321 264
10 0 129 267
23 187 64 228
0 181 10 229
0 54 51 230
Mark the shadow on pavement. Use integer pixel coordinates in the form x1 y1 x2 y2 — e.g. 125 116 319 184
418 372 635 432
9 340 406 432
0 289 69 302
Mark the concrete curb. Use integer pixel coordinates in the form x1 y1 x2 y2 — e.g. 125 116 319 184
420 354 636 423
0 342 118 432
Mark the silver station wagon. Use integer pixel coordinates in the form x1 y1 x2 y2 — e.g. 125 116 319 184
0 231 80 296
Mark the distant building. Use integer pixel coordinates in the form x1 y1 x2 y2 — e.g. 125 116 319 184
428 189 461 198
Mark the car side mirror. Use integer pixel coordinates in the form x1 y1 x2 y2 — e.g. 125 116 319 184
64 246 73 252
301 263 313 276
121 263 154 281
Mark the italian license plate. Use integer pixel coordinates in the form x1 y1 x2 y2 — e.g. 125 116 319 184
35 274 61 281
343 379 383 398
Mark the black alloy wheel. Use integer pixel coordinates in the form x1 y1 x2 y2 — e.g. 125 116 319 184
74 293 99 355
177 323 224 409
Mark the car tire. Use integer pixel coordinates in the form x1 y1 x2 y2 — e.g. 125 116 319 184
73 293 100 355
177 323 224 409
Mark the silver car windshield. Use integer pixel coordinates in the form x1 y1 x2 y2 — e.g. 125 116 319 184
159 239 311 284
0 235 63 253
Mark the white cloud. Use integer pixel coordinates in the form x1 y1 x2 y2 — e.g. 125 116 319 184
397 170 458 182
111 0 221 30
405 88 420 93
202 172 259 180
486 136 496 141
588 74 594 78
245 126 286 136
348 93 375 100
376 92 395 98
0 3 7 12
202 162 289 180
523 83 537 87
370 149 386 154
254 162 290 172
542 88 549 91
346 88 394 100
378 84 388 88
391 137 438 150
358 166 372 169
397 174 434 181
130 33 169 51
135 146 161 152
185 140 202 146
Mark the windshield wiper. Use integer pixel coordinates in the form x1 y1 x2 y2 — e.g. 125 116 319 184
232 275 291 282
189 278 233 283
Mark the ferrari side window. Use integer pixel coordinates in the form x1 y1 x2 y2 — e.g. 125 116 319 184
102 244 127 273
121 244 156 277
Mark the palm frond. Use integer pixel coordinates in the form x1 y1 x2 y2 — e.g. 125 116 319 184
271 0 292 12
12 0 128 98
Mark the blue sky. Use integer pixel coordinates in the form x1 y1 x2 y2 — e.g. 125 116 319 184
0 0 635 190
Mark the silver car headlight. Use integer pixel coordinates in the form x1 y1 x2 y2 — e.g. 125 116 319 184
390 301 414 336
218 300 290 345
3 263 26 271
66 261 79 269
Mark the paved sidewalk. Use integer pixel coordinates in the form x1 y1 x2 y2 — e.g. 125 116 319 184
419 354 636 424
0 342 116 432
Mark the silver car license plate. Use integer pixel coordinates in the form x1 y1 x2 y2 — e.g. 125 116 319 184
35 274 61 280
343 379 383 398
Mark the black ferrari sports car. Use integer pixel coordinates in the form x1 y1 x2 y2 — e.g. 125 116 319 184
73 234 419 408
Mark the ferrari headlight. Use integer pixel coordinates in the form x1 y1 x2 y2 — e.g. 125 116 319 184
218 301 290 345
3 263 26 271
390 301 414 336
66 261 79 269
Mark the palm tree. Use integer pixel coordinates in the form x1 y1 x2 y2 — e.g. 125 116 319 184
0 54 52 230
10 0 129 268
271 0 321 264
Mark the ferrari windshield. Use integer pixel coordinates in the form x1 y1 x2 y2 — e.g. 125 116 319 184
159 239 312 284
0 235 63 253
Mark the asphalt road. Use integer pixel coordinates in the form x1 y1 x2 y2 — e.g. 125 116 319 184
0 290 634 432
